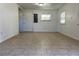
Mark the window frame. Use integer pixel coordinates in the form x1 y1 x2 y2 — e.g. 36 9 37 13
60 11 66 24
41 14 51 21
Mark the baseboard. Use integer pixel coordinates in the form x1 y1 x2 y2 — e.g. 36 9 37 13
20 31 58 33
0 33 19 43
59 32 79 41
33 31 58 33
20 31 33 33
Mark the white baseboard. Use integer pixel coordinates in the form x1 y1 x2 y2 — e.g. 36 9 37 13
0 33 19 43
59 32 79 40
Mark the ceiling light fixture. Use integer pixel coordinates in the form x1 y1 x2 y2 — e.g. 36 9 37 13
35 3 46 6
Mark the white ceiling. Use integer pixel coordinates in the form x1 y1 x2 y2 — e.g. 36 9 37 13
18 3 65 10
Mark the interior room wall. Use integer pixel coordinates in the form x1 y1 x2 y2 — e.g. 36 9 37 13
33 9 58 32
58 3 79 40
20 9 58 32
0 3 19 43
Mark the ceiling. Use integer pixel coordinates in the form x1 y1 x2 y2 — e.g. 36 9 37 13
18 3 65 10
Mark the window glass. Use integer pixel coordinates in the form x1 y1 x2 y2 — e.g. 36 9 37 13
41 14 51 20
60 12 66 24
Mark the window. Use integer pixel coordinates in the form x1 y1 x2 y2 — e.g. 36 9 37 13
41 14 51 21
60 11 66 24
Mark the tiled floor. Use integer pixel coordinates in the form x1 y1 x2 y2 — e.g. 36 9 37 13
0 32 79 56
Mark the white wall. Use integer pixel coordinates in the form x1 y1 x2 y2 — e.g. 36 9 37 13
23 9 33 32
0 13 2 41
58 3 79 40
19 10 26 32
33 10 58 32
20 9 58 32
0 3 19 43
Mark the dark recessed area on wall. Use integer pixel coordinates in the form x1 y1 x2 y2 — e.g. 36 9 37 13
34 14 38 23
